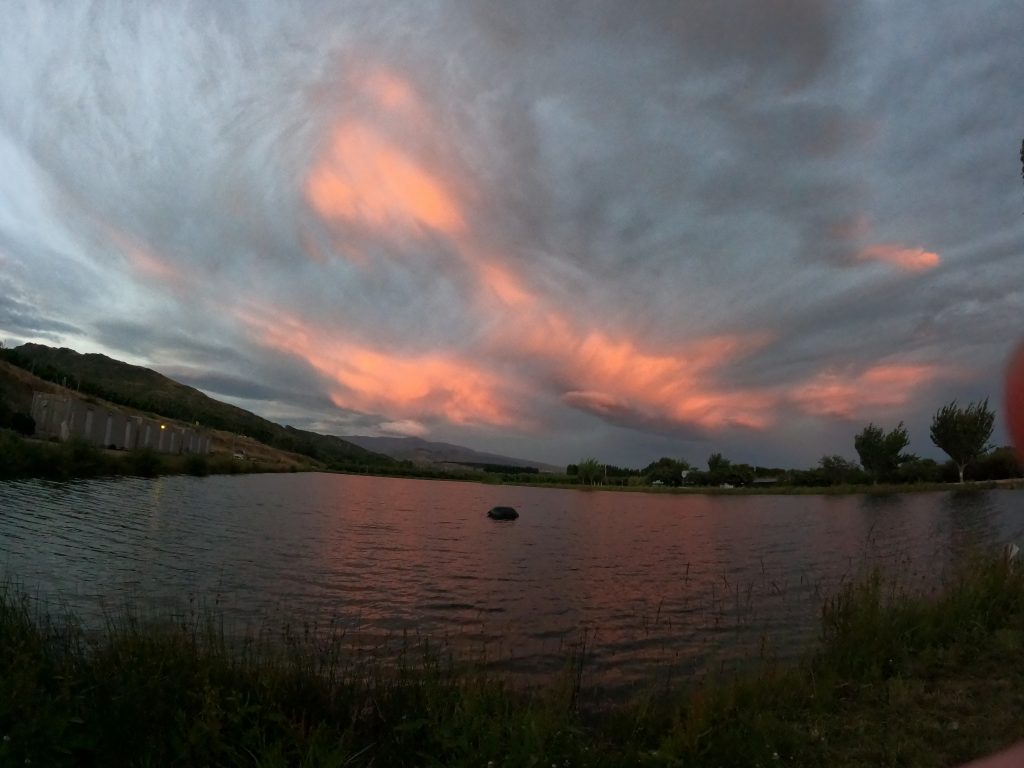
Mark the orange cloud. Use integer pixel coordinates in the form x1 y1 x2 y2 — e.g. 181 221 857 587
294 63 950 438
464 246 783 431
791 362 943 419
498 315 778 431
100 224 186 286
856 244 940 272
477 262 534 308
378 419 430 437
238 308 515 427
305 121 464 236
363 70 422 115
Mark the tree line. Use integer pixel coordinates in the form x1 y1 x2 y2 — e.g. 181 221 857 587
570 398 1019 488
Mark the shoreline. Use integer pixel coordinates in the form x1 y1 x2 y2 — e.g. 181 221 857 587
4 428 1023 495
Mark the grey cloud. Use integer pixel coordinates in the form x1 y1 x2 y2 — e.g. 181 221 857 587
667 0 843 86
91 320 251 370
0 292 82 342
471 0 843 87
92 318 339 408
160 369 290 404
561 390 712 442
0 0 1021 468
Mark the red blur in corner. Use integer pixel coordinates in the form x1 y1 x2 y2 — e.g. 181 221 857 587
1007 341 1024 460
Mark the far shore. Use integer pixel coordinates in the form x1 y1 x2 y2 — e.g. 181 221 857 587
505 476 1024 495
3 428 1023 494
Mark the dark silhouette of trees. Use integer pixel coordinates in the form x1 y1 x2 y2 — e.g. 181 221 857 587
930 399 995 483
854 422 912 483
643 457 691 486
969 446 1023 481
707 452 730 472
577 457 603 485
697 452 755 486
817 455 864 486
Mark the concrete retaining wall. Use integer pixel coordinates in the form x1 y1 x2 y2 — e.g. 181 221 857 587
30 392 210 455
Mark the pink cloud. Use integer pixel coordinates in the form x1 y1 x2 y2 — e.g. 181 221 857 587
494 316 779 432
238 307 518 428
378 419 430 437
855 243 940 272
362 70 424 117
791 362 945 419
288 64 952 440
99 222 188 288
305 120 465 236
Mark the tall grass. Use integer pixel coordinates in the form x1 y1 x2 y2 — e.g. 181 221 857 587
3 551 1024 766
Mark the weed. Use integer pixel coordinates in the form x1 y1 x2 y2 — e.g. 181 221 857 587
3 551 1024 765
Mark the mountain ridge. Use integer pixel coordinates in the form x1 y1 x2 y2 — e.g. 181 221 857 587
340 434 562 473
0 343 389 468
1 343 557 473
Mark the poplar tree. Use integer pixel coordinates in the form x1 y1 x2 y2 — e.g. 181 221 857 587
854 422 911 484
577 457 603 485
930 399 994 483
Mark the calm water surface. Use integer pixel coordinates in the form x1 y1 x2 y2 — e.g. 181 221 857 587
2 473 1022 691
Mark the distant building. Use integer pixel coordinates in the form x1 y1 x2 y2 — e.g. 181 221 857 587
30 392 209 455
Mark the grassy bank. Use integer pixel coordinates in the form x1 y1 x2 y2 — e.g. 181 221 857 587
3 551 1024 766
0 429 305 481
515 478 1024 495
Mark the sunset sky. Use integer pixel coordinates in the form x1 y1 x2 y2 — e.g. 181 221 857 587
1 1 1022 469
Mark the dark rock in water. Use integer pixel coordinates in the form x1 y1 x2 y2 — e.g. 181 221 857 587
487 505 519 520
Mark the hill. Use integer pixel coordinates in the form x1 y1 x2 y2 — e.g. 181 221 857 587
340 435 561 473
0 343 392 469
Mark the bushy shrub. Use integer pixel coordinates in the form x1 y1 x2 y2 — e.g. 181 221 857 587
9 412 35 436
128 448 162 477
968 446 1023 481
184 453 209 477
893 457 942 484
59 438 112 476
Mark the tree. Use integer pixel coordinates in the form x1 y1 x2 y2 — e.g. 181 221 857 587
854 422 911 484
577 457 603 485
817 455 864 486
930 398 995 483
706 452 752 486
707 452 731 472
643 456 691 486
971 446 1023 481
894 457 942 484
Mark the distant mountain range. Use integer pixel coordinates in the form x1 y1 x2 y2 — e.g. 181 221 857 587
0 343 558 473
340 435 562 473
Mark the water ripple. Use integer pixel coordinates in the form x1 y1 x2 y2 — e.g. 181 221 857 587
2 474 1023 690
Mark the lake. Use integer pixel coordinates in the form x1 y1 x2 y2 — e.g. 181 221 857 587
2 473 1022 693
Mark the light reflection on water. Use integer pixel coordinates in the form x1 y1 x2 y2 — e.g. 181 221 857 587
1 474 1022 692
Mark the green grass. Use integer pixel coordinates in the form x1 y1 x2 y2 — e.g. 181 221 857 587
3 551 1024 766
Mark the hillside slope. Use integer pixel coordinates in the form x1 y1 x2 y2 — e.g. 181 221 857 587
341 435 561 472
1 344 392 468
